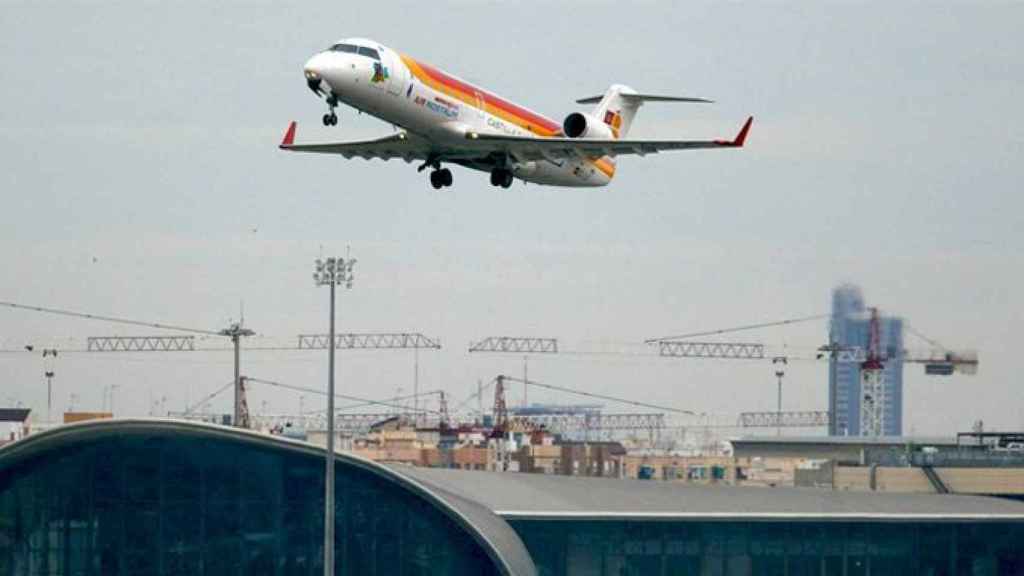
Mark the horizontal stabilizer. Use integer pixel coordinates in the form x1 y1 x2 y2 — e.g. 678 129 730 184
576 94 713 105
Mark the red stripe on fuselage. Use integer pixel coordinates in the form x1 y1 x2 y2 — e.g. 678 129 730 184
413 60 561 134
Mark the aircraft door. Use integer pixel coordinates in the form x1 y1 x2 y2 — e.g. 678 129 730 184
382 51 403 96
474 91 486 121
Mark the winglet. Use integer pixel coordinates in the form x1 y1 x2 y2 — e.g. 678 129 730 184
733 116 753 146
715 116 753 147
279 121 297 148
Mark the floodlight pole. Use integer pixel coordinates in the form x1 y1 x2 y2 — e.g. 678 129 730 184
314 255 355 576
773 356 787 437
42 349 58 423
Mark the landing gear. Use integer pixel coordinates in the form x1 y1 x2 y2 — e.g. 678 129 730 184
322 95 339 126
490 168 513 188
429 168 453 189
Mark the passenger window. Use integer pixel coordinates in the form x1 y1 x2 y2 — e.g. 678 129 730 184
358 47 380 60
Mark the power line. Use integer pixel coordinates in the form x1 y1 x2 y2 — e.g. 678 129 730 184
184 381 235 415
0 301 220 336
498 375 696 416
306 389 445 413
244 376 440 415
645 314 829 343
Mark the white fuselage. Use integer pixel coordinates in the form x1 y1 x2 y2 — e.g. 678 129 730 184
303 38 615 187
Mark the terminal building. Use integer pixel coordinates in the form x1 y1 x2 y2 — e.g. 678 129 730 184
2 419 1024 575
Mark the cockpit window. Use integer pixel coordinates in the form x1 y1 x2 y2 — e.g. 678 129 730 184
357 47 380 60
328 44 381 60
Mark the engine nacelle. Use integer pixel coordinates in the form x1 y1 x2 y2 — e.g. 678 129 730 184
562 112 614 139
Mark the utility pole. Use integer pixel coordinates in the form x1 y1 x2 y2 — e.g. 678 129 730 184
523 355 528 408
219 323 254 427
314 254 355 576
772 356 787 436
413 347 419 424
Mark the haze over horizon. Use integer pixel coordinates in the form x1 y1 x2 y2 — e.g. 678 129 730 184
1 1 1021 436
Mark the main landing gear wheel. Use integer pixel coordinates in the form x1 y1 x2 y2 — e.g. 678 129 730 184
490 169 513 189
430 168 453 189
321 113 338 126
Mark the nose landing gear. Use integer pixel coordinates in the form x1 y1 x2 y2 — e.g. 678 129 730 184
322 95 339 126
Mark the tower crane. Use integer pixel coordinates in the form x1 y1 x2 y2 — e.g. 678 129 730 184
649 311 979 435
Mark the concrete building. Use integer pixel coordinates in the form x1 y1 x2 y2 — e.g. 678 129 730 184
732 435 1024 498
829 284 904 436
3 419 1024 575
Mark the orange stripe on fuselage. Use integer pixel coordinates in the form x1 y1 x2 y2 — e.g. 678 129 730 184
400 54 615 180
593 157 615 178
401 54 560 136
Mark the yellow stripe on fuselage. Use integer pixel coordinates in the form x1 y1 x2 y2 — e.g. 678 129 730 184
401 54 615 181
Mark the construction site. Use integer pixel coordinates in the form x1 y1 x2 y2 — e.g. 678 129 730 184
4 282 1016 500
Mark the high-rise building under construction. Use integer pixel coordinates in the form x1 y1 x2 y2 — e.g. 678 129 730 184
829 284 904 436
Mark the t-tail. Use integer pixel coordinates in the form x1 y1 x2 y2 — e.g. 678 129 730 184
572 84 713 139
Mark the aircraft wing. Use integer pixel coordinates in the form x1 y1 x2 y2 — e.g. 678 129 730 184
278 121 432 162
467 116 752 162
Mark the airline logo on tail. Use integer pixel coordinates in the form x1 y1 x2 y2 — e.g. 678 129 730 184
603 110 623 138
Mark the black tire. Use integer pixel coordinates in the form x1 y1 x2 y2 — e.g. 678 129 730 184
322 114 331 126
501 170 513 188
489 170 501 187
429 171 443 189
330 114 338 126
440 168 453 187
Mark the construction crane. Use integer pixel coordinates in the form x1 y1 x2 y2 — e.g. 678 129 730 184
650 310 979 436
859 308 886 437
469 336 558 408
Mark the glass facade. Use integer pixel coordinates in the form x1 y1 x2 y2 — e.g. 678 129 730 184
829 284 904 436
0 435 497 575
509 519 1024 576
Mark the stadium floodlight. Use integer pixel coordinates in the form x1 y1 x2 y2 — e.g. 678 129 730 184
313 254 355 576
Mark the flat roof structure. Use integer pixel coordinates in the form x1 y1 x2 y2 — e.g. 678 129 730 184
730 435 961 465
396 465 1024 522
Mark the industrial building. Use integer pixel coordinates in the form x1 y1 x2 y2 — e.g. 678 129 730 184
829 284 904 436
732 435 1024 499
2 419 1024 575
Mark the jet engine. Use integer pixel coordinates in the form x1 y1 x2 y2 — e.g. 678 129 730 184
562 112 614 139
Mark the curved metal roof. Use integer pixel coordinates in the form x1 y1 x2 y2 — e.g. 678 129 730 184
395 465 1024 522
0 419 536 576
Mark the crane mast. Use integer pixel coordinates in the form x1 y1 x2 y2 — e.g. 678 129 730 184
859 308 887 437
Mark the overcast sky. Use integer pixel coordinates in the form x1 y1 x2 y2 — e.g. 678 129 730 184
1 1 1021 438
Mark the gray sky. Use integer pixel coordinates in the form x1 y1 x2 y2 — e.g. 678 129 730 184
1 1 1021 436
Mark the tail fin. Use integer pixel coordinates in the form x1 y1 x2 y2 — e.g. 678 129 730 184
576 85 712 139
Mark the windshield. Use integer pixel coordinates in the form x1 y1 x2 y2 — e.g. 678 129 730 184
329 44 381 61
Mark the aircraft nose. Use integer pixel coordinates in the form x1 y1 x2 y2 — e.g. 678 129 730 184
304 54 326 78
304 54 328 95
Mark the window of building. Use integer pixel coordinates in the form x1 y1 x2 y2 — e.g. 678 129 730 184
0 435 498 575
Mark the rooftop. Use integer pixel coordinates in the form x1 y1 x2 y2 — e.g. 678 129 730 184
732 435 959 447
393 465 1024 522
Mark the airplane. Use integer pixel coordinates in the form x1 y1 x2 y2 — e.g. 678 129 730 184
280 38 752 189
